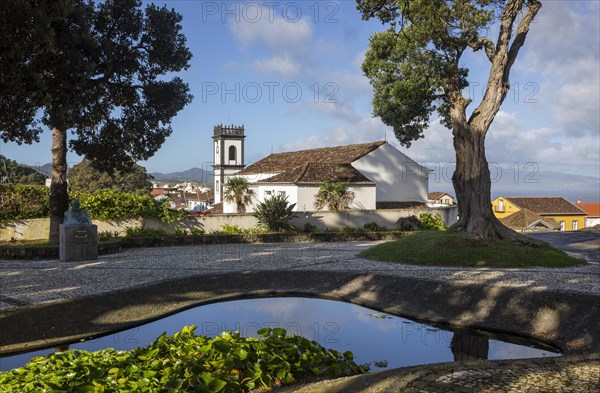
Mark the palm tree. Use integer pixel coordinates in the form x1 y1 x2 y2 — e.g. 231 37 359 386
223 177 255 213
314 181 355 211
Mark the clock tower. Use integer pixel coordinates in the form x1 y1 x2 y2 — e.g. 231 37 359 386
213 124 245 204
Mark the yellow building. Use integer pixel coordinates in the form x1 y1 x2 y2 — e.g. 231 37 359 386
492 196 587 231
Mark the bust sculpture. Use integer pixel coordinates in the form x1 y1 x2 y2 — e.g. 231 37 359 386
63 199 92 225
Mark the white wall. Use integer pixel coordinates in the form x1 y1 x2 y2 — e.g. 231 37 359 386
295 185 376 212
352 143 429 202
586 217 600 227
0 206 458 240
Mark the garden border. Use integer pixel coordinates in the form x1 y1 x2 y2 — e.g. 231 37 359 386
0 231 409 259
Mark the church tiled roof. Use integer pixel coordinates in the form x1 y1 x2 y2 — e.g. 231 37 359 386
257 163 375 185
238 141 386 175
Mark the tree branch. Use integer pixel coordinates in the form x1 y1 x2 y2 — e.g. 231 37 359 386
505 0 542 78
470 37 496 62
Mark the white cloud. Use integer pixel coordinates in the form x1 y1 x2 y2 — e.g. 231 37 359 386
229 8 313 54
516 1 600 135
551 75 600 136
252 54 301 77
282 116 389 152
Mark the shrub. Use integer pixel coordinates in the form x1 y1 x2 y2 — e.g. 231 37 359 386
98 231 119 241
73 189 184 223
0 184 50 220
221 224 245 234
419 213 447 230
363 222 386 232
0 326 369 392
0 185 183 223
253 194 297 232
396 215 424 231
124 227 167 237
303 222 318 233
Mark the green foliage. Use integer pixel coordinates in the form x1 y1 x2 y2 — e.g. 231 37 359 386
0 184 49 219
373 360 389 368
359 0 496 144
0 155 46 185
0 185 183 223
253 194 297 232
98 231 119 241
418 213 447 230
223 177 256 213
70 189 183 223
363 222 387 232
68 159 153 195
221 224 245 235
125 227 168 238
0 326 369 392
360 230 585 268
0 0 193 172
71 189 155 221
314 181 355 211
211 225 266 236
303 223 319 233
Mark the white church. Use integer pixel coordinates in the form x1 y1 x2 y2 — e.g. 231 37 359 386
213 124 430 214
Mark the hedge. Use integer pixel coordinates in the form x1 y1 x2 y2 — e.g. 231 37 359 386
0 184 50 220
0 185 182 223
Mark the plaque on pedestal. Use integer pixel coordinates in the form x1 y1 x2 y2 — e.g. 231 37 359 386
59 224 98 262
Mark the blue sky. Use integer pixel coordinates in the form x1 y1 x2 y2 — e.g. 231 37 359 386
2 0 599 184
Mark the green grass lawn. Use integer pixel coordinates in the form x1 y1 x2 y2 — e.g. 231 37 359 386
360 230 585 268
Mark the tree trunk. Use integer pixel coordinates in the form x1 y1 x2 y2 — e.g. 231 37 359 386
451 123 523 241
49 127 69 244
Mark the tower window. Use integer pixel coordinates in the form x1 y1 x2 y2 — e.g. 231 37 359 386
229 146 237 161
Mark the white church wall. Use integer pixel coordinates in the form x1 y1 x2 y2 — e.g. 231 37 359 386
352 143 429 202
296 185 376 212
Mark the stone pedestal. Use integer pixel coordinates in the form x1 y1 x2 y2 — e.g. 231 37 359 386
59 224 98 262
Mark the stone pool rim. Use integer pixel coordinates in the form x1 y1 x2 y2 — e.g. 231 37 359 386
0 270 598 356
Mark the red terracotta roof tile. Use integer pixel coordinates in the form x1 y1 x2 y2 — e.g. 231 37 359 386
257 163 375 185
238 141 386 175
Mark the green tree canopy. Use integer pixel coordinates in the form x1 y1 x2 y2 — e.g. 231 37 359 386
358 0 542 240
0 0 193 242
68 159 153 195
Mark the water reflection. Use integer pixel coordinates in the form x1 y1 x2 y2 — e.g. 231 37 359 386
0 297 559 372
451 331 489 361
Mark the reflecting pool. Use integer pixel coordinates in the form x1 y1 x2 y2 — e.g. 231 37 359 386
0 297 559 372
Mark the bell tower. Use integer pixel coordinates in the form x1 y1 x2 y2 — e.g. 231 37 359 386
213 124 245 204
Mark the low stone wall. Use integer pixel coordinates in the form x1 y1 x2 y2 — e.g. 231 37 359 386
1 271 597 355
1 206 457 241
0 232 409 259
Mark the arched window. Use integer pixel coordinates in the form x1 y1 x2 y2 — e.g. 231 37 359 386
229 146 237 161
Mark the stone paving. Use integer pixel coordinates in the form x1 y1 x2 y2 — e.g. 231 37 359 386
1 240 599 392
279 353 600 392
1 241 599 308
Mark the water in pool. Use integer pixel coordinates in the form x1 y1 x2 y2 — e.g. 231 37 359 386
0 297 559 372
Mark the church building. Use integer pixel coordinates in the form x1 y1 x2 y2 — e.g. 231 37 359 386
213 124 430 214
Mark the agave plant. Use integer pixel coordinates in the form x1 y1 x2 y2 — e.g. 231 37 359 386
314 181 355 211
253 194 297 232
223 177 255 213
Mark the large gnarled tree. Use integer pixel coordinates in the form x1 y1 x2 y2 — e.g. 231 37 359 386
358 0 541 240
0 0 192 243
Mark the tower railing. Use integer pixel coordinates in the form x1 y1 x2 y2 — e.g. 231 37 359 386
213 124 244 137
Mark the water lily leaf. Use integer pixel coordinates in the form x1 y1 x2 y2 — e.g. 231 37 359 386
232 348 248 360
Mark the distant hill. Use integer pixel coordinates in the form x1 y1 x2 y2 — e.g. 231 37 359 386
150 167 213 183
0 155 48 184
429 168 600 203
